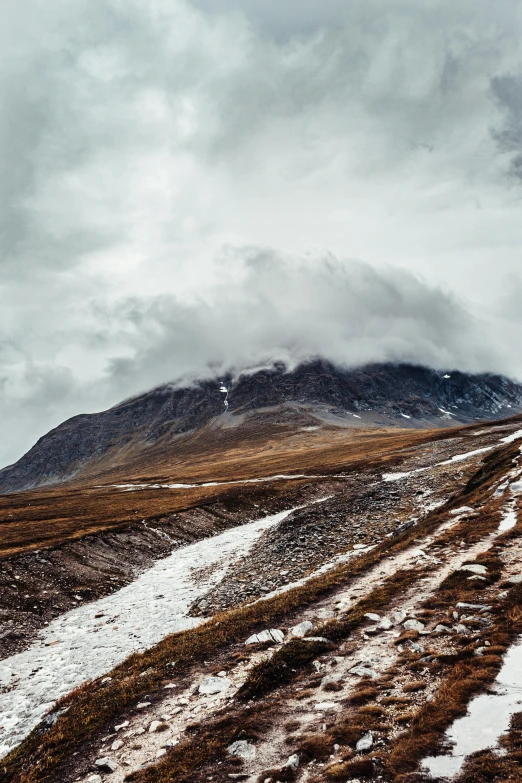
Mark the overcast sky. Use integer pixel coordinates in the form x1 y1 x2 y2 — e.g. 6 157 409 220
1 0 522 467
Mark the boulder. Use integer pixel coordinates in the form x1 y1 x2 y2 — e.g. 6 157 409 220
459 564 488 575
284 754 300 771
403 619 425 632
149 720 167 733
227 740 256 761
314 701 339 711
291 621 314 638
245 629 284 645
356 731 374 752
94 758 118 773
199 676 232 694
349 665 378 679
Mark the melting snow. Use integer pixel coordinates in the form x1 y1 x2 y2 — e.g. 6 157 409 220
422 638 522 779
0 509 295 758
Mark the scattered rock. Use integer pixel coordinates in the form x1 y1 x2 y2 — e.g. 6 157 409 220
156 749 167 758
468 575 487 582
302 636 329 643
317 609 335 620
111 739 124 751
284 754 300 771
227 740 256 761
435 624 451 634
474 647 486 657
456 624 468 635
350 665 379 679
314 701 339 711
115 721 129 731
199 676 232 694
459 564 488 575
136 702 151 709
364 613 381 622
87 777 102 783
149 720 168 733
94 757 118 773
321 674 342 687
356 731 374 752
403 619 425 632
456 602 487 610
291 621 314 638
379 617 393 630
507 575 522 585
245 629 284 645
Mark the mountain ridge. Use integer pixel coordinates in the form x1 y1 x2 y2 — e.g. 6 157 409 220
1 359 522 494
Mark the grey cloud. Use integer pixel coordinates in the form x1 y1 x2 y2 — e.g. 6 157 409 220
1 0 522 468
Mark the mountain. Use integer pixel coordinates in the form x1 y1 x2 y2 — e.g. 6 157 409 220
1 360 521 494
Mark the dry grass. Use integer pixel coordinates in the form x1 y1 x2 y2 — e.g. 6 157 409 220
2 427 520 783
384 584 522 780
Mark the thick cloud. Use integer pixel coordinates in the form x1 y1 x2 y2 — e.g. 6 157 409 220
1 0 522 466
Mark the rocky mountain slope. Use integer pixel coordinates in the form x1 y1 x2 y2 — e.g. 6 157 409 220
1 361 522 494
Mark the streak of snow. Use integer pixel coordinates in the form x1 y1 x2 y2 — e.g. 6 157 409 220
0 508 296 758
422 637 522 779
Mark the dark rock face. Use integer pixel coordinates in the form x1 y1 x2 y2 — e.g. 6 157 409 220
1 360 521 494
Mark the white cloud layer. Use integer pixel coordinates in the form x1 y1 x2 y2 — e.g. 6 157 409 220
1 0 522 466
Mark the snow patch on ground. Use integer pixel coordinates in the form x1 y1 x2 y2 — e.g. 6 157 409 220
0 509 295 758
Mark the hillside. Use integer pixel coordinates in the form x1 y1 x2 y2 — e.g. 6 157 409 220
0 413 521 783
1 361 521 494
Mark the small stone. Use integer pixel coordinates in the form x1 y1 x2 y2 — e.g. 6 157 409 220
350 665 378 679
227 740 256 761
379 617 393 630
217 671 227 677
111 739 124 751
291 621 314 638
149 720 167 733
474 647 486 656
435 624 451 634
456 602 486 610
172 707 183 715
284 754 300 771
303 636 329 643
316 609 335 620
459 564 488 575
87 777 103 783
321 674 342 687
134 728 145 735
245 629 284 645
156 749 167 758
403 619 425 632
199 676 232 695
136 702 151 709
456 624 468 635
94 757 118 773
468 575 487 581
356 731 373 752
314 702 339 711
115 721 129 731
178 698 189 705
164 739 178 748
507 575 522 585
364 613 381 622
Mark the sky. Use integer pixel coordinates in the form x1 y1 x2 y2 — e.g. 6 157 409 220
1 0 522 467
